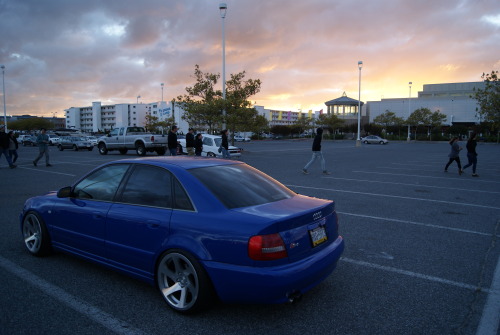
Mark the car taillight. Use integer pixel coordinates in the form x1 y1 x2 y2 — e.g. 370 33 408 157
248 233 287 260
150 136 155 142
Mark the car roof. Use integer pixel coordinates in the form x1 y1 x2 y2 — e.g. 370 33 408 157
111 156 243 170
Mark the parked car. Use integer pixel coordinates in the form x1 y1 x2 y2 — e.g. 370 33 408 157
97 126 167 156
47 134 61 146
178 134 242 158
86 136 98 146
234 135 251 142
57 136 94 151
20 157 344 313
22 136 37 146
361 135 389 144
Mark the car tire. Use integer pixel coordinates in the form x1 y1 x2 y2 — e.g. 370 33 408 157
58 145 63 151
156 250 214 313
363 140 368 144
98 143 108 155
73 144 78 151
136 143 146 156
380 141 385 144
22 211 51 257
119 148 128 155
207 152 216 157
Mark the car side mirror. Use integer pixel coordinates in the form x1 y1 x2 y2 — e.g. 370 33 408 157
57 186 73 198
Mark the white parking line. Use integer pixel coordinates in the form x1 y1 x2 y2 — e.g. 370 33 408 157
323 177 500 195
340 257 496 294
287 185 500 210
18 166 77 177
0 256 148 335
337 212 498 237
476 255 500 335
353 171 500 184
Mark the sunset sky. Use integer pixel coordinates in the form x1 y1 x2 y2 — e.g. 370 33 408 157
1 0 499 118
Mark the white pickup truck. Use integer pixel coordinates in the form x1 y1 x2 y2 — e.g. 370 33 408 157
97 126 168 156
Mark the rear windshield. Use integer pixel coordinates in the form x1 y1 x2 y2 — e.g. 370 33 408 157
189 164 295 209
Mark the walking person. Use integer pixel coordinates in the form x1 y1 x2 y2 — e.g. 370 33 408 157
8 131 19 164
186 128 195 156
220 129 231 159
33 128 52 167
302 127 330 175
0 125 17 168
462 133 479 177
194 133 203 156
444 136 462 175
167 125 179 156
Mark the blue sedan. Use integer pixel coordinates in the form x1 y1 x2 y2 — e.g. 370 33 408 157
20 157 344 313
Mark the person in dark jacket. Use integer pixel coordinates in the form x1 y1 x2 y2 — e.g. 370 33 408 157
8 131 19 164
0 125 16 168
167 125 179 156
444 136 462 175
462 133 479 177
302 127 330 175
220 129 230 159
185 128 195 156
194 133 203 156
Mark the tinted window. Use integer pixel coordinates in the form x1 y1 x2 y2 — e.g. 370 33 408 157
110 129 119 137
73 164 130 201
189 164 295 209
202 138 213 146
119 165 172 208
173 178 194 211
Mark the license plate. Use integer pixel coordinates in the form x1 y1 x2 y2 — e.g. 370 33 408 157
309 226 327 247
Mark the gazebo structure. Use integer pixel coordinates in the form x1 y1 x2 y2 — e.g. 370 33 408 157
324 92 368 126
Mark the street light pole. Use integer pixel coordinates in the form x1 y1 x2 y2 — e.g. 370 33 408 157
356 61 363 147
1 65 6 131
219 3 227 130
407 81 412 141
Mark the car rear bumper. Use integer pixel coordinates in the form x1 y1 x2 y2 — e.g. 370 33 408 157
202 235 344 304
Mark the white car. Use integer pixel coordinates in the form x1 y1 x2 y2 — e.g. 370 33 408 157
361 135 389 144
234 135 251 142
86 136 98 145
178 134 241 158
47 134 61 145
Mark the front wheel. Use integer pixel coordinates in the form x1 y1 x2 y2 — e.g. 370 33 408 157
136 143 146 156
22 212 51 256
380 141 385 144
98 143 108 155
156 250 214 313
73 144 78 151
58 145 63 151
207 152 216 157
363 140 368 144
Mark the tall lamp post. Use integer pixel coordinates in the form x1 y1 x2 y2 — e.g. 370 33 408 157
161 83 164 103
356 61 363 147
219 3 227 130
1 65 6 131
407 81 412 141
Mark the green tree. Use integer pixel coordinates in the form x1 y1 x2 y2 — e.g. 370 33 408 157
8 118 53 131
177 65 262 139
373 110 406 139
407 108 433 140
473 70 500 142
144 114 174 134
428 110 447 140
317 113 344 139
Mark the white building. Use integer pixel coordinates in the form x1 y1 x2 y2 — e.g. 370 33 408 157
65 101 188 133
366 82 485 125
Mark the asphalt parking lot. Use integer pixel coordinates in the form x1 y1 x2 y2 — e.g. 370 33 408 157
0 140 499 335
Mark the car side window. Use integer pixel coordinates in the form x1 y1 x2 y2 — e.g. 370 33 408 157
119 165 172 208
203 138 213 146
119 128 124 135
110 129 119 137
73 164 130 201
173 178 194 211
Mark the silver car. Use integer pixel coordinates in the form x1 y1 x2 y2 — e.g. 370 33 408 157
361 135 389 144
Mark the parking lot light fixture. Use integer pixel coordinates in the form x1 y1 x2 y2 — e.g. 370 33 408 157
219 3 227 129
356 61 363 147
1 65 6 131
408 81 412 141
